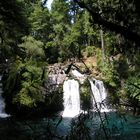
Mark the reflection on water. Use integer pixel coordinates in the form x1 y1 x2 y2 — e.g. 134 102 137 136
0 112 139 140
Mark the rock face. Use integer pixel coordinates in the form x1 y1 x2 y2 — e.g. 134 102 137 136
45 63 88 94
48 64 67 84
46 63 88 84
44 64 67 94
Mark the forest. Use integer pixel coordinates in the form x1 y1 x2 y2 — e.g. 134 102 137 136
0 0 140 140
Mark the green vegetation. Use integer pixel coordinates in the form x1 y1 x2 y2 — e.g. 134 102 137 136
80 80 92 111
0 0 140 115
2 36 47 115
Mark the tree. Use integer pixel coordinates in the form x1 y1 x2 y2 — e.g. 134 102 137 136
74 0 140 47
29 1 52 43
46 0 71 62
3 36 47 111
0 0 29 61
71 0 140 110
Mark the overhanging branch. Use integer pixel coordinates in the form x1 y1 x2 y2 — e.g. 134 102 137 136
74 0 140 47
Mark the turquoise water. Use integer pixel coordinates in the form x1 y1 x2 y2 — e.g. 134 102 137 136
104 112 140 140
0 112 139 140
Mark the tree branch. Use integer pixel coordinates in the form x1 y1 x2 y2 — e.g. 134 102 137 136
74 0 140 47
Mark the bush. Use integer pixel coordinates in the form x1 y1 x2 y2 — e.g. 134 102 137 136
84 46 96 57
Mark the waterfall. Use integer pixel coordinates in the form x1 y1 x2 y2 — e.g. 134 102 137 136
0 76 9 118
89 78 109 112
62 69 109 118
71 70 84 77
62 79 80 118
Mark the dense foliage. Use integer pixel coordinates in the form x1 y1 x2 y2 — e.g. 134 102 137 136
0 0 140 115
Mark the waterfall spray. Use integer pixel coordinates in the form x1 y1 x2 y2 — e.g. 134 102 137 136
0 76 9 118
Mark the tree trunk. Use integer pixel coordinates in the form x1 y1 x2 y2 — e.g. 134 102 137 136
100 29 105 63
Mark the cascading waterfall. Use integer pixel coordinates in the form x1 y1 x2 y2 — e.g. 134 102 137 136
62 79 80 117
89 78 109 112
0 76 9 118
62 69 109 118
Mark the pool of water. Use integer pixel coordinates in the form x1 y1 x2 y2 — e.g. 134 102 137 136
0 112 139 140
